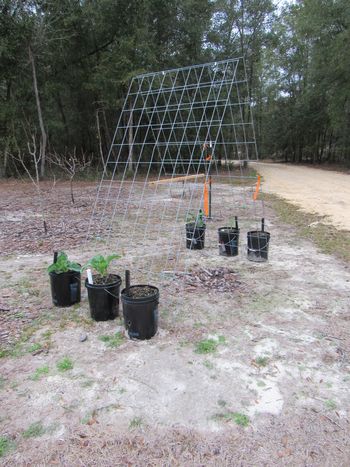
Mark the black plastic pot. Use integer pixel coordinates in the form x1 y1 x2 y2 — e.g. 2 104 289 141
247 218 270 262
218 217 239 256
85 274 122 321
49 270 81 307
121 285 159 340
186 223 206 250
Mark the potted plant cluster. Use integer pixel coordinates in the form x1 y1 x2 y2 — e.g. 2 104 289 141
47 251 160 340
82 254 122 321
121 270 159 340
48 251 81 307
185 209 206 250
185 210 271 262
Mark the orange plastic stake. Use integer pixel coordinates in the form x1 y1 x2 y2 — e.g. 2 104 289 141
204 181 209 216
253 175 261 201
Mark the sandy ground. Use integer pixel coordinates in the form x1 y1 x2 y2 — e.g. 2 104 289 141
252 162 350 231
0 179 350 465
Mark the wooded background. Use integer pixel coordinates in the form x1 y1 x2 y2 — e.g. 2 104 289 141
1 0 349 177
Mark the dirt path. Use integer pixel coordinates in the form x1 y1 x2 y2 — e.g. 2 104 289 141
252 162 350 231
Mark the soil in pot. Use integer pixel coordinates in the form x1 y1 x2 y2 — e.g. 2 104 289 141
121 285 159 340
85 274 122 321
50 270 81 307
186 223 206 250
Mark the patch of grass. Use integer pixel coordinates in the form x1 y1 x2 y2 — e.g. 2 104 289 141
195 339 218 354
195 336 225 354
267 193 350 262
26 342 42 353
254 356 269 367
129 416 143 429
324 399 337 410
22 422 45 439
99 332 125 348
41 330 53 340
0 349 10 359
214 411 250 427
57 357 73 372
30 365 49 381
0 436 14 457
257 380 266 387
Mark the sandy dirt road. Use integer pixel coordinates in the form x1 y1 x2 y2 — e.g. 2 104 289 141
252 162 350 231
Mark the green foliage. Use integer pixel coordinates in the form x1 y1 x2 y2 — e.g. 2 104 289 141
195 336 225 354
325 399 337 410
30 365 49 381
26 342 42 353
254 356 269 367
56 357 73 372
47 252 80 274
22 422 45 439
129 416 143 429
215 411 250 427
186 209 206 228
0 437 14 457
2 0 350 175
82 254 120 277
99 332 124 348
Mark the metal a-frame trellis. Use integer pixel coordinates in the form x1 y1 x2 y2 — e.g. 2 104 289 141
88 57 260 282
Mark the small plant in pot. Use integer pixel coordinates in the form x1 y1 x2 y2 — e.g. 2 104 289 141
218 216 240 257
185 209 206 250
48 251 81 307
82 254 122 321
121 270 159 340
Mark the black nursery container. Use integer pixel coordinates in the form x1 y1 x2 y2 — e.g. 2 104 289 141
218 217 239 256
121 285 159 340
247 218 270 262
186 223 206 250
85 274 122 321
49 270 81 307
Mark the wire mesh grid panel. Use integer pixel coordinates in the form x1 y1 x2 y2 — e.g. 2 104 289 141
87 57 263 282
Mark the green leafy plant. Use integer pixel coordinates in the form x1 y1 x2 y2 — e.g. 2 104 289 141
186 209 206 228
47 252 80 274
81 254 120 278
57 357 73 372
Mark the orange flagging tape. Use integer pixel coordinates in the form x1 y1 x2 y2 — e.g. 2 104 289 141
253 175 261 201
204 181 209 216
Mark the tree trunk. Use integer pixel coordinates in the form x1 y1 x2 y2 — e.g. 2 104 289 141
29 45 47 178
70 177 75 204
